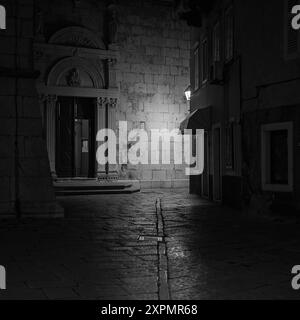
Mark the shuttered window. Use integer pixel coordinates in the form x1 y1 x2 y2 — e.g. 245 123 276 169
213 22 221 62
225 6 234 62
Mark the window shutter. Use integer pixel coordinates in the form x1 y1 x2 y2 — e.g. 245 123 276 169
225 6 234 61
286 0 299 56
213 22 221 62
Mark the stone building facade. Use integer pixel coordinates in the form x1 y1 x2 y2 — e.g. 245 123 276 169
0 0 190 217
181 0 300 214
0 0 63 217
116 1 190 186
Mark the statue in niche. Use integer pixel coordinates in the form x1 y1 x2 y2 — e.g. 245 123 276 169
66 68 81 87
107 2 118 44
35 6 45 41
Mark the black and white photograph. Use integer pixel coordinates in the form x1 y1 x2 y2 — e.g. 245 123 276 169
0 0 300 314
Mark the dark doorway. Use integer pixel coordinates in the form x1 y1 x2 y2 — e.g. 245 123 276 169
56 97 96 178
213 126 222 201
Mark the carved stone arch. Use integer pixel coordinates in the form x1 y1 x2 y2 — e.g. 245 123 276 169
47 57 104 89
49 26 106 49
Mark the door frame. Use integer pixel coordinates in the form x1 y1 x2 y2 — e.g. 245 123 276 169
56 97 75 178
55 96 97 178
201 130 210 199
212 123 222 202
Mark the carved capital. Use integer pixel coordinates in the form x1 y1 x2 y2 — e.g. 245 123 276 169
97 97 108 108
38 94 47 103
108 98 118 108
108 58 117 67
40 95 58 106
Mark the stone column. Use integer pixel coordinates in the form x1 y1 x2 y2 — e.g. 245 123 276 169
38 95 46 135
96 97 119 180
96 97 108 178
107 98 118 176
45 95 57 178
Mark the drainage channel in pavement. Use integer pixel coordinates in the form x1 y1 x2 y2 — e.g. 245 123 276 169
135 198 170 300
156 198 170 300
136 198 170 300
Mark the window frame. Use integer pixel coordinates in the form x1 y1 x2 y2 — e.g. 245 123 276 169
261 122 294 192
212 21 221 63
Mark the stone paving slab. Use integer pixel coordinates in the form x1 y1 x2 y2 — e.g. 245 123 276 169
0 189 299 299
159 192 300 300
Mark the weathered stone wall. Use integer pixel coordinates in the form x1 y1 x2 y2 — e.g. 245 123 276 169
39 0 191 186
0 0 191 201
116 0 190 187
0 0 62 217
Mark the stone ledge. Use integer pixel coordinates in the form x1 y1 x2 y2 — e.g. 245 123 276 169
139 179 188 189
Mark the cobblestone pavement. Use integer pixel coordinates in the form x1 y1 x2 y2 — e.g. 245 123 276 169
0 189 300 300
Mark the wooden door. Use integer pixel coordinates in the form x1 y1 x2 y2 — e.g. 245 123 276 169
56 97 75 178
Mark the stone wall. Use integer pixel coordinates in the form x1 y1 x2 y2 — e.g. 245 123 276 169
0 0 62 217
115 0 190 187
0 0 191 203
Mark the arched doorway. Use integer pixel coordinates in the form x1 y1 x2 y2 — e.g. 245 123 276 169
34 26 119 179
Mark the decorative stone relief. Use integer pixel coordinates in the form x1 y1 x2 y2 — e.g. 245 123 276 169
47 57 104 88
35 6 45 42
49 27 106 50
108 98 118 109
108 58 117 88
107 2 119 44
66 68 81 87
97 97 108 108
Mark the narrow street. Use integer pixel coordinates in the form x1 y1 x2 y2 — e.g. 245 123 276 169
0 190 300 300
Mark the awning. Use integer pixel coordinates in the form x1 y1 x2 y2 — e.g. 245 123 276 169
179 106 212 133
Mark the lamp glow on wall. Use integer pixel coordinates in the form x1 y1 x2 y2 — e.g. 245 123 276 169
184 85 191 101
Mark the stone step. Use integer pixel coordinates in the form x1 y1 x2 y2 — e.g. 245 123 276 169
55 187 140 196
54 183 132 191
54 179 140 196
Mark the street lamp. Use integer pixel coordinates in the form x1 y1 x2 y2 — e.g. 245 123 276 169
184 85 191 101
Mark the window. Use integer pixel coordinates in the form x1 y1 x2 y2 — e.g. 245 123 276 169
194 46 199 90
285 0 300 58
261 122 293 192
225 6 234 62
212 22 221 62
0 5 6 30
201 38 208 83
